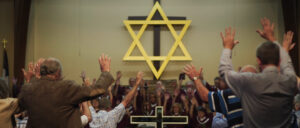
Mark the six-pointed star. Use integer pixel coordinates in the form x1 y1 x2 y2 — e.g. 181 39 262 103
123 2 192 79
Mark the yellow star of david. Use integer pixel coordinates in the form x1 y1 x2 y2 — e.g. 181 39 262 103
123 2 192 79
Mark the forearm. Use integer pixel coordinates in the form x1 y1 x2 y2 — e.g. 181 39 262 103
163 100 167 113
194 79 209 102
274 41 295 75
157 96 162 106
81 101 92 122
218 49 233 77
89 72 114 97
121 85 138 107
133 95 137 110
189 105 194 118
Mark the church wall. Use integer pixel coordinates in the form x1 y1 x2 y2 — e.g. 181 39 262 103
26 0 284 85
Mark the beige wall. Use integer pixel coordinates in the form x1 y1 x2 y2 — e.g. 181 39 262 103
0 0 14 84
26 0 284 84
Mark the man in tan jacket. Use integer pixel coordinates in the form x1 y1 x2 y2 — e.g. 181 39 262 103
18 54 114 128
0 79 20 128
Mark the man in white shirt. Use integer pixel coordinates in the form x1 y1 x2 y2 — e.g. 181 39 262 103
87 72 143 128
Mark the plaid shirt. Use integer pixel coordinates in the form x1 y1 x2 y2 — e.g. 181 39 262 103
89 103 125 128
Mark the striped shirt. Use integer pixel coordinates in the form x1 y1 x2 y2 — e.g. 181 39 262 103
208 89 243 128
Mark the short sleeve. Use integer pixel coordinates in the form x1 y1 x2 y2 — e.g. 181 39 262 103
81 115 89 126
109 103 126 123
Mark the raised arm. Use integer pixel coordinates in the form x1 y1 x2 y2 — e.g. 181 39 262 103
121 72 144 107
218 27 239 77
68 54 114 104
256 18 295 75
183 65 209 102
81 101 92 124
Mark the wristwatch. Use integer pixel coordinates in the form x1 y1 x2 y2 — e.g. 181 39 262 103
193 76 198 81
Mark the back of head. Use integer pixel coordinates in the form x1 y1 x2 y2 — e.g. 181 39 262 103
0 79 9 99
40 58 62 78
99 98 111 110
256 42 280 66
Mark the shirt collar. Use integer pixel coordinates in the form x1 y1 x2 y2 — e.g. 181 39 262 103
262 66 278 74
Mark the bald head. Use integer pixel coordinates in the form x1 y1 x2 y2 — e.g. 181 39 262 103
240 65 258 73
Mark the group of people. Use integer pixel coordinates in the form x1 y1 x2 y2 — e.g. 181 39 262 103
0 17 299 128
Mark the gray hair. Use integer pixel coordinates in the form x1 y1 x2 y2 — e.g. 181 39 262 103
240 65 258 73
40 58 63 77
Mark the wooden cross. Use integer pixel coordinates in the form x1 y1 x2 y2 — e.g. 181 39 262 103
127 0 186 76
130 106 188 128
1 39 7 49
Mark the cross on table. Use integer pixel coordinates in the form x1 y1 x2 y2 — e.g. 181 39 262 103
128 0 186 77
1 39 7 49
130 106 188 128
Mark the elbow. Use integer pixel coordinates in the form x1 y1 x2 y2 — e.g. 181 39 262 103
201 94 209 102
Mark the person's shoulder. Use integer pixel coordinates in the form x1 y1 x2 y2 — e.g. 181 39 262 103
58 79 78 87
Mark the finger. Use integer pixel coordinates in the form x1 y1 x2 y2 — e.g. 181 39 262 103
256 30 264 36
265 18 270 26
260 18 264 26
220 32 225 41
271 23 274 31
108 57 111 66
199 67 203 74
234 40 240 45
22 69 26 74
232 28 236 37
289 43 296 50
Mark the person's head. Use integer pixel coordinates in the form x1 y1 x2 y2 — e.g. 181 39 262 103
0 79 9 99
256 42 280 70
40 58 63 80
214 77 220 87
128 77 136 87
295 103 300 111
197 106 207 118
91 98 100 110
143 102 151 111
294 94 300 111
185 81 194 96
240 65 258 73
125 87 131 95
218 78 228 90
98 98 111 111
172 103 182 115
156 81 162 88
149 93 156 104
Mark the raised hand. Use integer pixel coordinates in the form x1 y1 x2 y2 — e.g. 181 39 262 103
135 71 144 86
22 62 35 82
256 17 276 42
173 88 180 97
183 64 202 81
116 71 122 80
83 78 91 86
220 27 239 50
98 54 111 72
282 31 295 52
164 93 170 101
191 97 198 106
34 58 45 79
80 71 86 82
